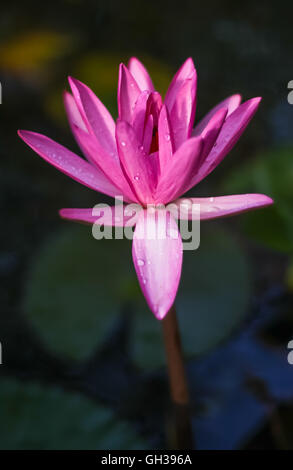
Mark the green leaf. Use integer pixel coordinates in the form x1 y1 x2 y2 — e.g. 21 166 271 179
0 378 146 450
221 147 293 253
24 226 139 361
25 224 250 370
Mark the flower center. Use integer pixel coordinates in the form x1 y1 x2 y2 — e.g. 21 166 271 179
146 92 162 154
150 127 159 153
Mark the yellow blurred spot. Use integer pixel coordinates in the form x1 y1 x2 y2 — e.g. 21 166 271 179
74 52 173 99
0 30 71 74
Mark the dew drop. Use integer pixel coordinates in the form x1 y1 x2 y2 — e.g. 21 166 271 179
134 174 140 181
209 197 214 202
165 133 171 141
121 141 126 147
137 259 145 266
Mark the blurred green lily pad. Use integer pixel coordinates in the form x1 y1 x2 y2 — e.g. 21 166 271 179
24 226 139 361
221 147 293 253
25 224 250 369
0 378 146 450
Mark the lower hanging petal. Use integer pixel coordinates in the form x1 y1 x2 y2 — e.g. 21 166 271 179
170 194 273 221
132 209 183 320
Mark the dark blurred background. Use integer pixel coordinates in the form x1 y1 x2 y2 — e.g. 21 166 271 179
1 0 293 450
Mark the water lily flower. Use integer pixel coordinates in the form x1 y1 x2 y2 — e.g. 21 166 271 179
18 57 273 320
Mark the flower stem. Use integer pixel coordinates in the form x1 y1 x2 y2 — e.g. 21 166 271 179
162 305 194 449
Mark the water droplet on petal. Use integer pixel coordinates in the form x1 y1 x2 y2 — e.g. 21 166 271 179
165 133 171 141
121 141 126 147
209 197 214 202
134 174 140 181
137 259 145 266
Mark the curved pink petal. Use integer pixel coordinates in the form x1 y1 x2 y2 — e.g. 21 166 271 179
192 94 242 136
18 130 120 198
169 75 197 149
158 104 174 171
155 136 203 204
69 124 138 203
128 57 155 92
64 91 108 170
164 57 196 111
132 90 150 142
118 64 141 123
197 107 227 165
170 194 273 220
188 97 262 190
132 208 183 319
68 77 116 157
116 120 158 204
63 91 87 132
67 79 139 202
60 205 142 226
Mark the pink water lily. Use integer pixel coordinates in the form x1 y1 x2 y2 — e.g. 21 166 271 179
18 57 273 320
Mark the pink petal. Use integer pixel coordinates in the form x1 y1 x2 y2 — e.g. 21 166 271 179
63 91 87 132
118 64 141 123
164 57 196 111
155 136 203 204
18 130 120 198
67 80 138 202
116 120 158 203
64 91 107 169
132 208 183 319
192 94 242 136
189 97 262 189
142 114 154 154
158 104 174 171
168 75 197 149
146 92 163 127
197 107 227 165
132 90 150 142
170 194 273 220
60 205 142 226
128 57 155 92
68 77 116 157
69 124 138 203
